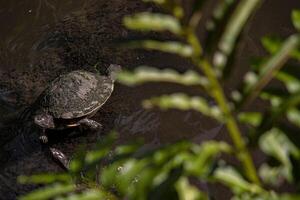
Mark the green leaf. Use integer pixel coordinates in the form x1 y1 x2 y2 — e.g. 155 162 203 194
68 148 86 174
254 92 300 137
243 72 258 90
123 12 182 35
143 0 183 19
142 93 224 121
238 112 262 127
261 36 282 54
175 177 208 200
261 36 300 60
101 141 230 199
117 66 207 87
115 143 142 155
231 192 278 200
68 133 116 174
204 0 236 51
260 87 300 112
259 164 288 186
187 141 232 176
292 10 300 31
287 108 300 128
213 0 261 71
20 184 75 200
55 189 110 200
232 192 300 200
101 159 150 196
85 147 111 165
259 128 300 183
84 133 116 165
259 34 299 78
145 167 182 199
281 194 300 200
240 34 300 107
213 166 263 194
260 88 285 107
143 0 167 4
18 174 71 184
260 128 300 164
277 71 300 93
126 40 193 57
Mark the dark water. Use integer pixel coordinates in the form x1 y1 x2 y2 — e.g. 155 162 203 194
0 0 299 199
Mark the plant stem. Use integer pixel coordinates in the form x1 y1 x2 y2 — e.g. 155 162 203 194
239 34 300 109
185 28 260 184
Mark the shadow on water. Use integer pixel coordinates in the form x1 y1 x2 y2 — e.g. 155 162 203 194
0 0 299 199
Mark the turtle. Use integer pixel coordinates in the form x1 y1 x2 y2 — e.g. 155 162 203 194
33 64 121 168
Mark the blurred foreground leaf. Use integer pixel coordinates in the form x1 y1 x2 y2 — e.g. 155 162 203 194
126 40 193 57
100 141 230 199
143 0 167 4
276 70 300 93
20 184 75 200
259 128 300 185
232 192 300 200
287 108 300 128
186 141 232 176
143 93 223 121
124 12 182 35
117 66 207 86
143 0 184 19
238 112 262 127
292 10 300 31
262 36 300 60
175 177 208 200
204 0 236 52
69 133 116 174
55 189 113 200
213 0 260 73
213 166 263 195
240 34 300 107
18 174 71 185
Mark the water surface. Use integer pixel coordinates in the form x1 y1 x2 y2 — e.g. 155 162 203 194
0 0 299 199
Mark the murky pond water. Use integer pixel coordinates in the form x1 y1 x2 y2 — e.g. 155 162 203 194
0 0 299 199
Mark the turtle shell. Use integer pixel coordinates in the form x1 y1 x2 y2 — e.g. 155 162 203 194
36 70 114 119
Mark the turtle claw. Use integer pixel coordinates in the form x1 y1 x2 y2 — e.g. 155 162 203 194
39 135 48 143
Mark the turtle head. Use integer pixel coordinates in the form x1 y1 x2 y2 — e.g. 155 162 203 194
34 114 55 129
108 64 122 81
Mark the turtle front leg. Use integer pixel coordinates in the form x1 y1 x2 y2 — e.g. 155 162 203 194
39 129 48 143
77 118 102 131
34 114 54 143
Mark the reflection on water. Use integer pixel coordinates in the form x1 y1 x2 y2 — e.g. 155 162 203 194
0 0 88 74
115 109 160 136
0 0 87 57
0 0 88 109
